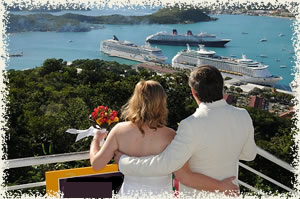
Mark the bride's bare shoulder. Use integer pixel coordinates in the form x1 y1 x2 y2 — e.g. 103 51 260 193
162 126 176 138
115 121 131 127
112 121 135 133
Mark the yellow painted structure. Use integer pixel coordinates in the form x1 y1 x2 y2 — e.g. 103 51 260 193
45 164 118 197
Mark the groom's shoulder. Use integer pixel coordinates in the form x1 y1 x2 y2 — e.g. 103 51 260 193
226 104 252 121
179 113 200 126
228 104 250 115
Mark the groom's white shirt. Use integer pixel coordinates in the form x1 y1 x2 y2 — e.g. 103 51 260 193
119 99 257 194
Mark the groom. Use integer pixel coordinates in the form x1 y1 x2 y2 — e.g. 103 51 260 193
117 65 257 196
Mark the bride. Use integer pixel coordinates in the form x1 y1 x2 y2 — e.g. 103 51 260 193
89 80 237 196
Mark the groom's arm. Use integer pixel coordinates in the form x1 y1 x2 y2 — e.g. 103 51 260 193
239 111 257 161
119 120 196 176
174 163 239 195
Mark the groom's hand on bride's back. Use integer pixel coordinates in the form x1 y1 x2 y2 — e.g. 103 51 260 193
114 150 124 164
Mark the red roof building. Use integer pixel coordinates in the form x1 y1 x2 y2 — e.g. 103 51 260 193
224 94 234 104
279 108 295 118
249 96 264 109
137 63 176 74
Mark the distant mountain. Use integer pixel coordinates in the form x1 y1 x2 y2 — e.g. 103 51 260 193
144 6 213 24
60 6 215 24
8 14 92 33
5 3 91 12
7 6 216 33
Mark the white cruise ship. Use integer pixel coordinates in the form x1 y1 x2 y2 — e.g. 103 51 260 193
100 36 167 63
172 45 282 86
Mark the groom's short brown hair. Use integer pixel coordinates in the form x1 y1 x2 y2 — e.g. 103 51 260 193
188 65 224 103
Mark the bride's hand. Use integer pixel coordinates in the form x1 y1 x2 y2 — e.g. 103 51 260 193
221 176 240 197
93 129 108 142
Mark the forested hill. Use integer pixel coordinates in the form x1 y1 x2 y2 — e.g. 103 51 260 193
7 6 215 33
4 58 296 195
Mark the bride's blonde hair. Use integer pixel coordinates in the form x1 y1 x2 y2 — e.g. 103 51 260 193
121 80 168 135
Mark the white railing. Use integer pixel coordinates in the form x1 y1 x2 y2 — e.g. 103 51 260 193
6 182 46 191
3 146 296 193
3 151 90 169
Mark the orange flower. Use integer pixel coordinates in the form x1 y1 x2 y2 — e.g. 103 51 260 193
96 118 102 126
113 117 119 122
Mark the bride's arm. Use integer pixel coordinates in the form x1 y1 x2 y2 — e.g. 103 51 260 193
174 162 239 196
90 125 119 170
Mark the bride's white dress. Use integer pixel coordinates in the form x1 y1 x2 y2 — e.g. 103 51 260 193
119 174 173 197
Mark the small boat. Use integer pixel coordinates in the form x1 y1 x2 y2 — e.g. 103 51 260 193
230 54 237 58
279 33 285 37
9 52 23 57
241 32 248 34
260 38 267 42
276 59 280 62
260 54 267 58
281 48 286 51
280 65 287 68
68 40 73 43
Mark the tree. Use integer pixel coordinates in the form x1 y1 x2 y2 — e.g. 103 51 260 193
235 87 243 93
40 58 65 76
229 85 235 92
248 87 262 96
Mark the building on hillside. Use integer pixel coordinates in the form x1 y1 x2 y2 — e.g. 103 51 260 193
224 94 234 104
249 96 264 109
136 62 176 75
279 108 295 118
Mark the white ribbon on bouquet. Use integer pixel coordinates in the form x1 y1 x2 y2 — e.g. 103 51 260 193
66 126 107 146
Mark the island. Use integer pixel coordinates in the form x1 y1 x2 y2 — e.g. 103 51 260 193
7 6 216 33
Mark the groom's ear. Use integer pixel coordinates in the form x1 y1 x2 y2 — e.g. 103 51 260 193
191 88 201 105
191 88 196 97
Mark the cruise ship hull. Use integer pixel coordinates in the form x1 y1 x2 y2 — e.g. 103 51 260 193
100 40 167 64
102 48 148 63
172 55 282 87
173 62 281 86
146 39 230 47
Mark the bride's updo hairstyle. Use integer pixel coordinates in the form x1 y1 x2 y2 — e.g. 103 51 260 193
121 80 168 135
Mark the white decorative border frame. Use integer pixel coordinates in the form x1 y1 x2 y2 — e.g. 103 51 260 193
0 0 299 198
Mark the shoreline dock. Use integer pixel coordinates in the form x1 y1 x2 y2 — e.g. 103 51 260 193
136 62 294 96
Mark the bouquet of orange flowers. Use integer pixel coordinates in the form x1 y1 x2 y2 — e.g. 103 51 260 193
66 105 119 142
89 105 119 129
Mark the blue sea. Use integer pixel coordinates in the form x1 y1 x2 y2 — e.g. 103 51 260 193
7 9 296 89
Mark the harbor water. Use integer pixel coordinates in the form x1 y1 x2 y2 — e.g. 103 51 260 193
6 10 296 89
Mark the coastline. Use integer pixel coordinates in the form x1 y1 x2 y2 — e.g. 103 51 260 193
137 62 293 92
210 11 295 20
245 14 295 20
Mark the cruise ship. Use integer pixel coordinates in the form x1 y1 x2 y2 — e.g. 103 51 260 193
146 29 231 47
100 36 167 63
172 45 282 86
